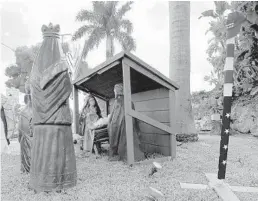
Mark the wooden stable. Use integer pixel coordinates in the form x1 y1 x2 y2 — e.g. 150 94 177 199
72 52 179 165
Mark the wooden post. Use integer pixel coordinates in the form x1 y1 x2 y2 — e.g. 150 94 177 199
106 100 109 116
122 59 135 165
72 85 79 134
169 89 176 159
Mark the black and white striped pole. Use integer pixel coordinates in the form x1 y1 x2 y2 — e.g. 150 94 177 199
217 12 246 180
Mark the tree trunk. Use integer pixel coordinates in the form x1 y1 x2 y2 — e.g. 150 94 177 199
169 1 197 141
106 34 114 59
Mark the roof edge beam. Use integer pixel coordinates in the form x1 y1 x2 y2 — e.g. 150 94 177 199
123 57 175 91
76 85 108 101
124 52 179 90
97 61 120 75
73 52 125 85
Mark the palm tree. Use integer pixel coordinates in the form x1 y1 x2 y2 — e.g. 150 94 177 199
72 1 136 60
169 2 197 141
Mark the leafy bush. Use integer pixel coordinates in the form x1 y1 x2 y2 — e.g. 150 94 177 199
200 1 258 96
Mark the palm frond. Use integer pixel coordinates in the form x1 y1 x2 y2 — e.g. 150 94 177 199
104 2 120 32
92 1 106 25
72 25 96 41
106 1 119 16
105 14 120 33
205 19 226 41
119 19 133 34
92 1 106 14
81 27 106 59
114 31 136 51
116 1 133 19
205 25 213 35
207 37 215 44
75 9 99 25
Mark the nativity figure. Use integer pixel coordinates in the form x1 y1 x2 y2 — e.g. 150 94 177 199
29 23 77 193
1 96 10 153
108 83 146 162
79 94 102 157
18 81 33 173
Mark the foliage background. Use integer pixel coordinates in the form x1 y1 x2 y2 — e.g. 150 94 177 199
201 1 258 96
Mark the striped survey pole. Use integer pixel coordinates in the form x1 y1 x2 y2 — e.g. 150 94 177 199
217 12 246 180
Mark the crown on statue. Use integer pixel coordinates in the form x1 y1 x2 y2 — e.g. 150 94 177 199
41 23 60 38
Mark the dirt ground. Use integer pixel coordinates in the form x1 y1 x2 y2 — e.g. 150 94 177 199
1 134 258 201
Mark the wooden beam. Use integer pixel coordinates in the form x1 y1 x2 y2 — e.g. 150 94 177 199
76 77 91 86
106 100 109 116
72 85 79 134
124 52 179 90
180 183 208 190
128 109 174 135
205 173 240 201
76 61 120 86
73 52 125 85
73 51 179 90
169 89 176 159
97 61 120 75
76 72 101 86
123 58 176 91
230 186 258 193
180 182 258 193
76 84 108 101
122 61 135 165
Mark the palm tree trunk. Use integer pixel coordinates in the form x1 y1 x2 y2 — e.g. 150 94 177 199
169 1 197 142
106 34 114 59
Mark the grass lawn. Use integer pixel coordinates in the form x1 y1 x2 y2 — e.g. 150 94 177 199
1 134 257 201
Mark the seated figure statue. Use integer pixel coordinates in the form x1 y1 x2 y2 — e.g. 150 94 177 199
79 94 102 157
108 83 146 162
18 80 33 173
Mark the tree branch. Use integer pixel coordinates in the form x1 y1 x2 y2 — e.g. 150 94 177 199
1 42 15 52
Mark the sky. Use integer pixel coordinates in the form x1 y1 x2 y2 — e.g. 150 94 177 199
0 0 215 104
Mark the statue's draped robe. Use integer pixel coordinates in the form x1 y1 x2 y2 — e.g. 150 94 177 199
1 106 9 152
108 96 145 162
29 37 77 192
1 106 10 146
79 106 99 152
18 106 33 173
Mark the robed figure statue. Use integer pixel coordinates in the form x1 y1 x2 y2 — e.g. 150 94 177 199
29 23 77 193
108 83 146 162
1 96 10 153
78 94 102 157
18 81 33 173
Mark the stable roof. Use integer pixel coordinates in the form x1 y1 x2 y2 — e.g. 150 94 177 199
73 51 179 100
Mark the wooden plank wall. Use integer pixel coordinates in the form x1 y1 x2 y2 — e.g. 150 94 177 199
109 88 171 156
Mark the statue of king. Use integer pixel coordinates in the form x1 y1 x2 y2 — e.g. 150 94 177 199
29 23 77 193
